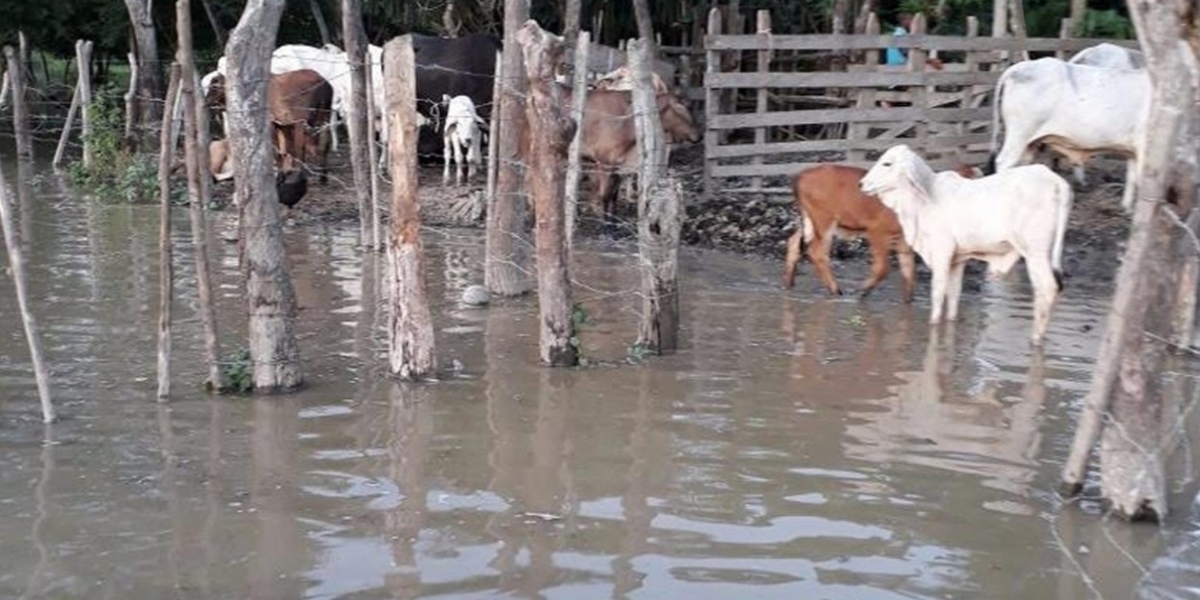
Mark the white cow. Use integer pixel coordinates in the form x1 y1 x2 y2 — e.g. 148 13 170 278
861 144 1072 346
441 94 487 185
1068 42 1145 70
989 57 1150 212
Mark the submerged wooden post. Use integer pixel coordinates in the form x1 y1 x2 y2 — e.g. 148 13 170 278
384 35 436 380
4 46 32 162
365 50 382 251
0 70 10 108
485 0 533 297
53 85 81 169
631 37 681 354
0 157 54 423
563 31 590 250
343 0 373 248
517 20 578 367
76 40 94 170
485 50 503 208
157 64 182 401
178 0 225 392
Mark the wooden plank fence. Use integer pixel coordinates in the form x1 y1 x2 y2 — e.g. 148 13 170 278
701 9 1139 199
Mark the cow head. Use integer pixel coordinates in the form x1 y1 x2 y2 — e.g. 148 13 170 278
656 92 701 144
204 74 228 112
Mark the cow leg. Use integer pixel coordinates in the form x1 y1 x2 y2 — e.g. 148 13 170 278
455 138 466 186
782 227 803 289
1121 158 1138 212
807 227 842 296
945 260 967 321
443 133 453 185
897 245 917 304
468 133 481 182
593 169 614 218
928 254 951 325
1026 256 1060 346
859 232 892 298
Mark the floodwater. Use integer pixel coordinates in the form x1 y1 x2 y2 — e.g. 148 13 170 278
2 155 1200 600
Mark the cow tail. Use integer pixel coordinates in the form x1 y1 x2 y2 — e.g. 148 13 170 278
1051 177 1072 292
987 68 1012 175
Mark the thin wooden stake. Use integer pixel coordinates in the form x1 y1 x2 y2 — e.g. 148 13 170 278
365 49 382 251
0 156 54 423
157 64 182 402
76 41 94 170
124 52 139 148
0 70 10 108
53 85 81 169
4 46 32 162
384 35 436 380
564 31 590 250
485 50 503 208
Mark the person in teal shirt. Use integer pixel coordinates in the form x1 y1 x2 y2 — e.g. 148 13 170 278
886 13 915 65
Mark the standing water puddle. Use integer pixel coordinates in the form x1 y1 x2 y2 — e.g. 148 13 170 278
2 159 1200 599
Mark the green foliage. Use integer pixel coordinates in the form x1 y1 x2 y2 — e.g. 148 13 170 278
68 84 157 204
216 348 255 395
1077 8 1134 39
626 341 650 364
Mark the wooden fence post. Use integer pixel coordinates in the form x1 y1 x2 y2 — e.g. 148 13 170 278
910 14 930 156
848 13 880 165
343 0 373 248
383 35 437 380
750 10 771 197
365 50 382 250
124 52 139 148
157 63 182 402
0 156 54 423
703 7 722 201
4 46 32 162
958 16 981 163
631 37 681 354
564 31 590 250
76 41 94 170
178 0 225 392
485 0 533 297
0 70 9 108
1057 18 1075 60
18 32 31 85
53 84 81 169
517 20 578 367
485 49 502 214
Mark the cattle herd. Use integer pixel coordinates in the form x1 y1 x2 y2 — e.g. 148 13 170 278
786 42 1146 347
198 35 1146 348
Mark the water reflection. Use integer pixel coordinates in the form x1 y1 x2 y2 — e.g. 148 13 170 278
19 427 55 600
250 398 305 598
383 385 432 599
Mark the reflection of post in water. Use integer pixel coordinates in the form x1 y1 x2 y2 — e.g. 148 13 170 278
384 385 432 599
613 368 658 597
249 398 304 599
355 252 380 396
20 426 55 600
522 368 571 596
1009 349 1047 464
156 405 187 593
16 158 33 247
483 303 524 585
201 398 226 597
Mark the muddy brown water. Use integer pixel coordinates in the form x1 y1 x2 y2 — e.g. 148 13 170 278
2 157 1200 600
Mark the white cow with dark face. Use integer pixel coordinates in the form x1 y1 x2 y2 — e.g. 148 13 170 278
988 56 1150 212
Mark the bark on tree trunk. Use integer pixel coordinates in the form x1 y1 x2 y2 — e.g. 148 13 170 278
227 0 304 392
517 21 578 367
311 0 333 46
1060 0 1200 522
485 0 533 297
157 64 182 402
179 0 226 392
341 0 372 247
123 0 164 128
630 38 682 354
383 36 437 380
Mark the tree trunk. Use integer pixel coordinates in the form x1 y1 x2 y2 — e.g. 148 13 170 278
157 64 182 402
0 155 54 423
123 0 164 128
517 21 578 367
341 0 372 247
3 46 32 162
563 0 582 45
564 32 590 249
1069 0 1086 33
310 0 333 46
179 0 226 392
992 0 1008 38
383 36 437 380
227 0 304 392
199 0 227 47
485 0 533 297
630 38 682 354
1061 0 1200 521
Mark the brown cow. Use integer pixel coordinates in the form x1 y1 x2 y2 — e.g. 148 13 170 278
205 69 333 186
521 87 701 224
783 162 982 301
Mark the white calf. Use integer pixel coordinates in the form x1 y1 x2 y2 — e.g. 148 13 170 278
861 144 1073 346
441 94 487 185
989 57 1149 211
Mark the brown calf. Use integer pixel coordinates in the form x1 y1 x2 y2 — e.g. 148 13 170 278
783 163 981 301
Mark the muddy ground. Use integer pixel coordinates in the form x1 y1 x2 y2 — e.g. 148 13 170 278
225 146 1132 286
